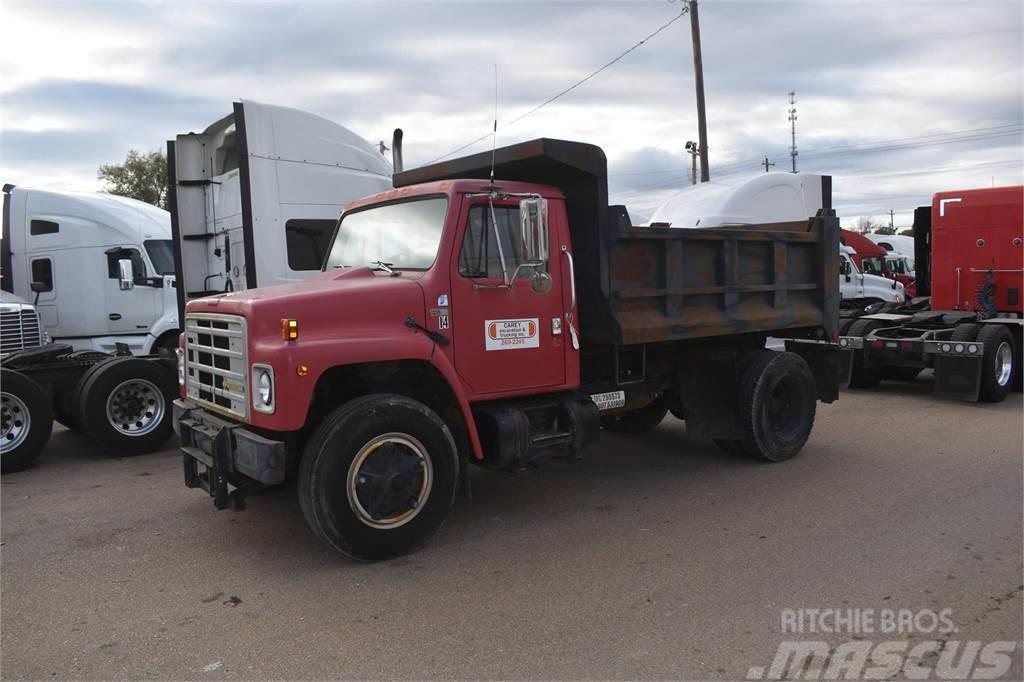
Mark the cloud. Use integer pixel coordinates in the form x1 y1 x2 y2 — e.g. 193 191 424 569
0 0 1020 221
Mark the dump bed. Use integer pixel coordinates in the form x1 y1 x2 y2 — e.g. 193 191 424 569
394 139 839 346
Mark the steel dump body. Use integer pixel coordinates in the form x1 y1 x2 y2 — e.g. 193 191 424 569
394 138 839 347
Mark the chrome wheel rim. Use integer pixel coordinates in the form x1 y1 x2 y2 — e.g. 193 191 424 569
995 341 1013 387
105 379 165 436
0 392 30 454
346 432 433 530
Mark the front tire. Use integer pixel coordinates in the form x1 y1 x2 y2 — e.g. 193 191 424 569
298 394 459 561
77 358 177 455
1 370 53 473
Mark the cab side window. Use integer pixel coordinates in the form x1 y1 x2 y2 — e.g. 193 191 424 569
459 204 538 279
106 249 147 279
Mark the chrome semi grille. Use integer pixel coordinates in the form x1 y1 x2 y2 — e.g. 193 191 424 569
184 313 248 419
1 308 43 355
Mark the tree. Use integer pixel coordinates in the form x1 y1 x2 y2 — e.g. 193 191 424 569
98 149 168 209
873 225 897 235
855 217 880 234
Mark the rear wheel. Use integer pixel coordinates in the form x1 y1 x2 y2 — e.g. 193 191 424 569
846 319 885 389
299 394 459 561
601 398 668 434
78 358 177 455
1 370 53 473
977 325 1016 403
731 351 817 462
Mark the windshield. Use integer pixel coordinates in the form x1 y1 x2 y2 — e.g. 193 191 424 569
861 255 885 275
325 197 448 271
144 239 175 275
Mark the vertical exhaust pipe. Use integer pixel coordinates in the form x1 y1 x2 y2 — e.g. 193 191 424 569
392 128 404 173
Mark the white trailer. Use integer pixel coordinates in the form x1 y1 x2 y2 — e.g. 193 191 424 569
1 185 179 355
168 100 392 314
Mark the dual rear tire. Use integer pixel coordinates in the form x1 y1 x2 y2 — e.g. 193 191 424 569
1 369 53 473
714 350 817 463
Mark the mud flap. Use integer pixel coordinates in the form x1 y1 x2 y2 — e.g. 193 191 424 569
933 355 983 401
785 341 841 403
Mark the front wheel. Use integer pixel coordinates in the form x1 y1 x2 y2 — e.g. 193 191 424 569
298 394 459 561
1 369 53 473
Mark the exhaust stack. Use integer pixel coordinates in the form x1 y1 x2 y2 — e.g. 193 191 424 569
392 128 404 173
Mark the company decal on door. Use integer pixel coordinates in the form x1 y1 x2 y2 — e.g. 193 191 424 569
484 318 539 351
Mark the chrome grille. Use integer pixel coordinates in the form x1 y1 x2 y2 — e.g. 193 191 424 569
1 308 43 354
184 313 248 419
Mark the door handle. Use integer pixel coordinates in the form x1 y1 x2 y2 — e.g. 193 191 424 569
560 245 579 350
109 313 122 321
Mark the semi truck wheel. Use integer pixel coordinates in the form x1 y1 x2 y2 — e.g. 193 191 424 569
732 351 817 462
950 323 982 343
601 398 667 434
298 394 459 561
77 358 177 455
846 319 885 389
976 325 1016 403
54 356 119 430
1 369 53 473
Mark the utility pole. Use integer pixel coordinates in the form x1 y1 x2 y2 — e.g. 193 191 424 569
762 156 775 173
889 209 895 231
786 90 794 173
689 1 709 182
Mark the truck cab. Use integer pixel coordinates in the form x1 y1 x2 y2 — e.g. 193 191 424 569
1 185 179 355
840 244 905 306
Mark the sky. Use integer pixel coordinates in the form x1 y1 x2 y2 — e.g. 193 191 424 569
0 0 1021 229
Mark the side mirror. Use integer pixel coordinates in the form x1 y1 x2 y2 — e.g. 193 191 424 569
519 198 549 265
118 258 135 290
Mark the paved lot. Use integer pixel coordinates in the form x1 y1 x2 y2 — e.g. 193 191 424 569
2 377 1022 680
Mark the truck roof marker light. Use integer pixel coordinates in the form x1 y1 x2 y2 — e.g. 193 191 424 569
869 339 884 349
439 182 451 190
900 341 914 350
296 365 309 377
281 319 299 341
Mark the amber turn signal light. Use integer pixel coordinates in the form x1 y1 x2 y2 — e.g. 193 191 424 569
281 318 299 340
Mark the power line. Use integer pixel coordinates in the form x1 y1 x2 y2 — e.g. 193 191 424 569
425 7 689 165
607 123 1023 178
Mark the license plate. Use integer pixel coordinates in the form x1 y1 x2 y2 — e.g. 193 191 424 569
590 390 626 411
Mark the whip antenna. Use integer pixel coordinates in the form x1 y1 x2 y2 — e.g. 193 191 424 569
489 63 498 186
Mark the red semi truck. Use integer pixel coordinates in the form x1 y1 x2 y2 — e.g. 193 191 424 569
173 139 842 560
839 185 1023 401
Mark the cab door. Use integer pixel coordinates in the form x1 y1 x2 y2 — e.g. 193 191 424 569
448 198 567 396
103 247 160 334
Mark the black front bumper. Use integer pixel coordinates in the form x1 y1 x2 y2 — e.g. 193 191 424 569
174 399 287 510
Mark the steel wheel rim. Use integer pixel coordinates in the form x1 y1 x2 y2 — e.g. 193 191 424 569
994 341 1013 386
347 432 433 530
105 379 165 436
0 392 30 454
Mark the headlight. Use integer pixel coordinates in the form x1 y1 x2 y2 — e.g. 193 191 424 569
251 364 275 413
176 347 185 386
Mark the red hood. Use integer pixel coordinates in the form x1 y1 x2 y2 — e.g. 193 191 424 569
185 267 426 341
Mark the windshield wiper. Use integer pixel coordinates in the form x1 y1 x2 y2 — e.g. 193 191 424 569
371 260 401 276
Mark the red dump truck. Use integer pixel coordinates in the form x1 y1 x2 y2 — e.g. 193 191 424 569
173 138 841 560
839 185 1022 401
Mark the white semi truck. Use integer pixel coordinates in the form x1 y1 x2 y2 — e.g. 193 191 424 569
1 185 180 355
168 100 392 312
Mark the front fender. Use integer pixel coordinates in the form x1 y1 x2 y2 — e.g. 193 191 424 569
247 333 483 459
